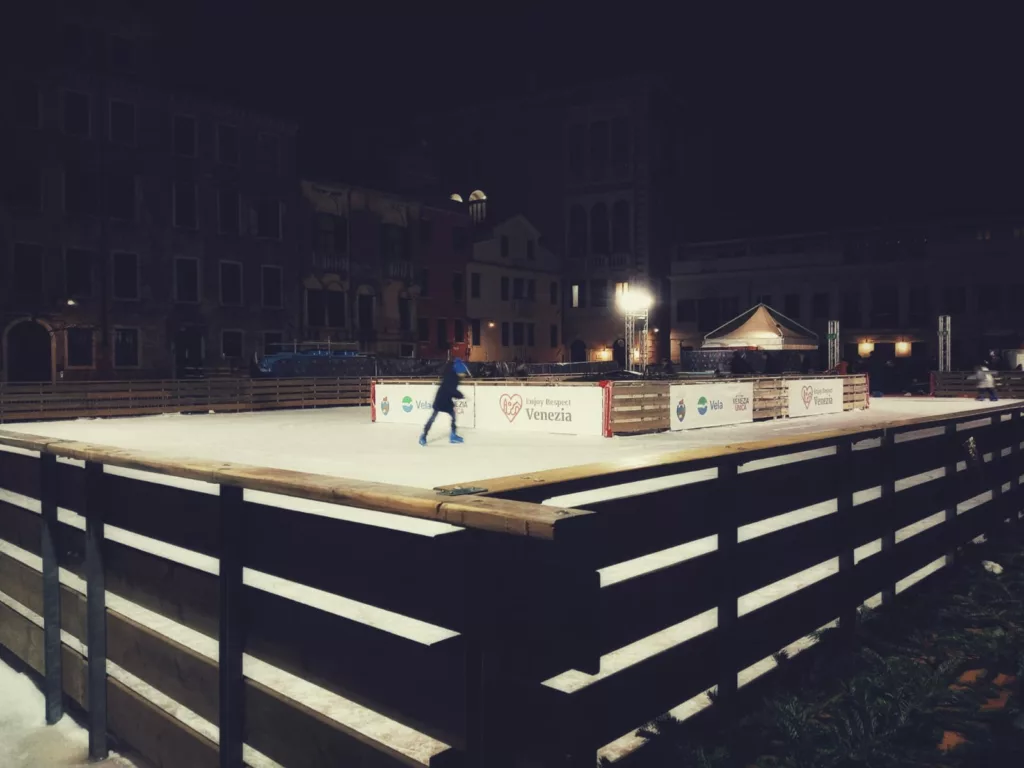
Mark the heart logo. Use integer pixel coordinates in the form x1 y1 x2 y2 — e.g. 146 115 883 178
801 385 813 409
500 393 523 423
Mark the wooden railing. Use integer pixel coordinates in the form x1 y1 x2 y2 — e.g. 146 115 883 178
933 370 1024 398
0 377 372 423
2 400 1022 766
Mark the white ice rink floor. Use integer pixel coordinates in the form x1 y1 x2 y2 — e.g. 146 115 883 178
1 397 1011 489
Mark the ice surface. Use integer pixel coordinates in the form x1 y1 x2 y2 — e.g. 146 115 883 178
1 398 1009 490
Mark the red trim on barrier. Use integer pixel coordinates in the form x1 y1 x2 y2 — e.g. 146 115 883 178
599 380 613 437
370 380 376 422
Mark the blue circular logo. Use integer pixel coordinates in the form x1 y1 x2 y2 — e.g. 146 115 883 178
676 399 686 422
402 396 414 413
697 396 709 416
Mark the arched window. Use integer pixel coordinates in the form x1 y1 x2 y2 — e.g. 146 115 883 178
468 190 487 222
590 202 609 254
612 200 630 252
568 205 587 259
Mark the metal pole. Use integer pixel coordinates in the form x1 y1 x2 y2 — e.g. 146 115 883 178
938 315 951 372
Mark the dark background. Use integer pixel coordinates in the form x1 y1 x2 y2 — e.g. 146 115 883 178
153 3 1024 237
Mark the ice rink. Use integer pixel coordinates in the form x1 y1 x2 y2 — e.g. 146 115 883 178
1 396 1012 489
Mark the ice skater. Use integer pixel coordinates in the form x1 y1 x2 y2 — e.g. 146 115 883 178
419 358 470 446
975 363 998 402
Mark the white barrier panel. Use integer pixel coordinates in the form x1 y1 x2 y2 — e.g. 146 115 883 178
474 385 605 436
373 382 476 428
787 378 844 418
670 382 755 431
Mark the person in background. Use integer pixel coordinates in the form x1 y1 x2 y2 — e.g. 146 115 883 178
419 358 470 446
975 363 998 402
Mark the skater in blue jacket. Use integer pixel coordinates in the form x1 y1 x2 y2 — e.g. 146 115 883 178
419 358 470 446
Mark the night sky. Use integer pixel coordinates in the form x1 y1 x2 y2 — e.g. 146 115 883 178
159 3 1022 238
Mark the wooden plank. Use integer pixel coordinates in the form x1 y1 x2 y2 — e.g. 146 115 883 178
242 500 467 629
0 498 42 554
0 448 41 499
732 452 841 526
732 512 840 596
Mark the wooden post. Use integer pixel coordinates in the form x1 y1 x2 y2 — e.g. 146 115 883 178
836 440 856 637
39 453 63 724
879 431 896 606
944 422 959 566
84 460 108 760
716 459 738 709
219 484 245 768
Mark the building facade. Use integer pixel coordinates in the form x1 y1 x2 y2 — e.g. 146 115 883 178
397 75 689 364
670 220 1024 369
465 216 563 363
0 6 300 381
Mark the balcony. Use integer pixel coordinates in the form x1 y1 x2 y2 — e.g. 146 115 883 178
312 251 349 275
386 260 413 282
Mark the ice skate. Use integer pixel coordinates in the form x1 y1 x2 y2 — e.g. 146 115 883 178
449 432 464 444
418 434 427 447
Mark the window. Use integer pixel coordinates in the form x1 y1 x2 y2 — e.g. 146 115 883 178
501 235 510 258
108 35 134 73
589 121 609 180
63 91 90 136
550 282 559 305
66 328 94 368
470 272 481 299
513 322 524 346
175 258 200 303
107 174 135 220
15 82 39 128
526 279 536 301
13 244 44 299
307 289 326 327
612 201 630 252
611 117 630 171
398 296 411 332
315 213 347 254
112 252 139 300
676 299 696 323
217 125 238 165
327 291 346 327
222 330 243 359
261 266 283 307
436 319 448 349
113 328 140 368
454 319 465 343
256 200 282 239
550 324 558 348
419 268 430 297
400 343 415 358
908 287 929 326
591 279 608 308
526 323 535 347
513 277 524 300
568 123 585 179
380 223 408 261
417 317 429 342
471 319 481 345
590 203 609 254
218 188 239 234
65 249 94 298
109 101 135 144
841 291 861 327
572 284 580 308
942 286 967 315
418 218 433 246
615 281 630 299
812 292 830 320
174 181 197 229
572 282 588 308
697 298 720 332
174 115 197 157
501 276 510 301
870 287 899 327
263 332 283 356
220 262 242 306
527 239 535 261
784 293 801 320
501 322 510 347
568 205 587 259
5 161 41 211
453 272 464 302
64 167 99 215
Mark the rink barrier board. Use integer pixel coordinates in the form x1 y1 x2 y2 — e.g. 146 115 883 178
933 370 1024 398
443 402 1024 759
0 431 598 767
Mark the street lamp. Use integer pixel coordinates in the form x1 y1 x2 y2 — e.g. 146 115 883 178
617 287 653 373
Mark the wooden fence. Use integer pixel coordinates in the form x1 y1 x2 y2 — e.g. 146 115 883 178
0 378 372 423
1 400 1021 767
608 374 869 435
933 370 1024 399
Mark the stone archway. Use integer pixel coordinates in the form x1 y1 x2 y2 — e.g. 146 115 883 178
570 339 587 363
4 319 54 383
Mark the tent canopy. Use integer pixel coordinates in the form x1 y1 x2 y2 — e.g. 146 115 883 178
702 303 819 350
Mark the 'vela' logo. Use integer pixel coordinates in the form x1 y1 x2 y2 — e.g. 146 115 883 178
500 393 523 422
801 385 814 409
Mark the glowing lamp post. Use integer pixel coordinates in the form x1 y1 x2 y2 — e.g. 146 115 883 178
617 288 653 373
